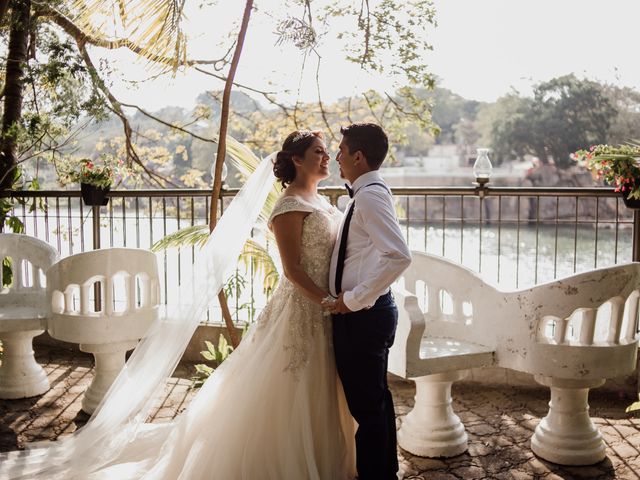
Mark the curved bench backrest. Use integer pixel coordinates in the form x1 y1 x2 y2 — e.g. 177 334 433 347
0 233 58 308
503 263 640 378
518 263 640 346
47 248 160 319
400 251 501 347
393 252 640 380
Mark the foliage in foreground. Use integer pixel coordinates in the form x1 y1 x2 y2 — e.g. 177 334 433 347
191 334 235 388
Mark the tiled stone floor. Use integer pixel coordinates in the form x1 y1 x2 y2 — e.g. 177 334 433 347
1 346 639 479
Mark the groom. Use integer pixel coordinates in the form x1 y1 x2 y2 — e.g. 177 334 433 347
328 123 411 480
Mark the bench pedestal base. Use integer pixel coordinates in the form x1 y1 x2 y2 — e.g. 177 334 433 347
399 370 468 458
0 329 49 399
79 340 138 414
531 375 606 466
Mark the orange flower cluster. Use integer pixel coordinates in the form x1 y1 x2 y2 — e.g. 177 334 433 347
573 143 640 199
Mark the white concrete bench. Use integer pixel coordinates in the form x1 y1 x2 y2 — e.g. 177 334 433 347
389 251 640 465
0 234 58 399
47 248 160 414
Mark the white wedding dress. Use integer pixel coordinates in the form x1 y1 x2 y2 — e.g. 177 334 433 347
17 195 356 480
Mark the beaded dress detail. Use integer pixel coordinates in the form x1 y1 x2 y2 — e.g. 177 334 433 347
254 196 342 377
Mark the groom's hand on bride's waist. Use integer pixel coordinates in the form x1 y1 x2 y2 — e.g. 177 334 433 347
331 293 353 314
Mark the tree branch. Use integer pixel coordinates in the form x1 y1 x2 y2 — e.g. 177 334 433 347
75 39 173 186
384 92 424 122
358 0 372 68
313 49 336 142
119 101 218 144
363 91 385 126
208 0 255 349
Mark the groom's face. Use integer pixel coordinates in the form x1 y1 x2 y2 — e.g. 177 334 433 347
336 137 357 183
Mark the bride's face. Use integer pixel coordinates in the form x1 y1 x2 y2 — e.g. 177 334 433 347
295 137 330 180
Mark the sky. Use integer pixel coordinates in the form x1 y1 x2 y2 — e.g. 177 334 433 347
101 0 640 111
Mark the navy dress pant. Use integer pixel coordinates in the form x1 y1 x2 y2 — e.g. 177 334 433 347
333 292 398 480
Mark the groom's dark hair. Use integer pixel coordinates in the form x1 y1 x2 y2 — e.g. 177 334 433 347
340 123 388 170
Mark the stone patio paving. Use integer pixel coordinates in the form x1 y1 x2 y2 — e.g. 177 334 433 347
1 346 639 479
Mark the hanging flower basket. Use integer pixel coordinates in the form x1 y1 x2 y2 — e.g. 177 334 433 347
573 143 640 209
81 183 110 206
620 188 640 209
56 157 130 206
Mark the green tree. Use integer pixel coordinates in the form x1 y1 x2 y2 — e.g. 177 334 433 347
603 84 640 146
479 75 617 168
532 75 615 168
0 1 440 197
427 87 481 144
475 93 532 165
453 117 480 165
0 0 31 190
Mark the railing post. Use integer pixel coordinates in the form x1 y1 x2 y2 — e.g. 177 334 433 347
92 205 101 250
633 210 640 262
93 204 101 311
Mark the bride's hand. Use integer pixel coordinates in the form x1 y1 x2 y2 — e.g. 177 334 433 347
321 294 337 312
330 293 352 314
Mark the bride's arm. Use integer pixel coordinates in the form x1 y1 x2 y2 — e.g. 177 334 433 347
271 210 329 305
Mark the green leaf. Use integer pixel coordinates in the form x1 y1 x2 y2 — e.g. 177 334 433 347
6 216 25 234
193 364 214 377
2 258 13 288
238 238 280 294
626 400 640 414
200 351 216 361
151 224 209 251
217 334 232 356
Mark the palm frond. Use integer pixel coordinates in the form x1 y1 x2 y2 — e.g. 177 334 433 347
69 0 187 71
224 135 280 224
152 227 279 293
238 238 280 293
151 134 280 290
151 224 208 251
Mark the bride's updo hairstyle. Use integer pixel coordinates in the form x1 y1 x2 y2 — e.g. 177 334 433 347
273 130 324 188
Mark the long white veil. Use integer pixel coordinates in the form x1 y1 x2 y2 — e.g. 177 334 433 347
0 153 276 479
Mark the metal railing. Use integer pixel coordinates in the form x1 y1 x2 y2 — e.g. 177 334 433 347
2 186 636 324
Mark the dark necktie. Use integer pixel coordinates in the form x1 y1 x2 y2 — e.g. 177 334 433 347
345 183 354 198
334 200 355 294
334 181 388 295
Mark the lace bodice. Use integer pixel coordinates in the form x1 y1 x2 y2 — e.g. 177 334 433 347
254 195 343 377
268 195 341 290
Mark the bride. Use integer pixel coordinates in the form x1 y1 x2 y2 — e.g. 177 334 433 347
0 130 356 479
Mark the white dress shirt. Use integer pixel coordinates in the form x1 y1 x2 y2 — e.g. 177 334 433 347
329 171 411 311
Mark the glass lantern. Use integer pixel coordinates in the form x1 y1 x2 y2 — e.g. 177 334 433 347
473 148 493 186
